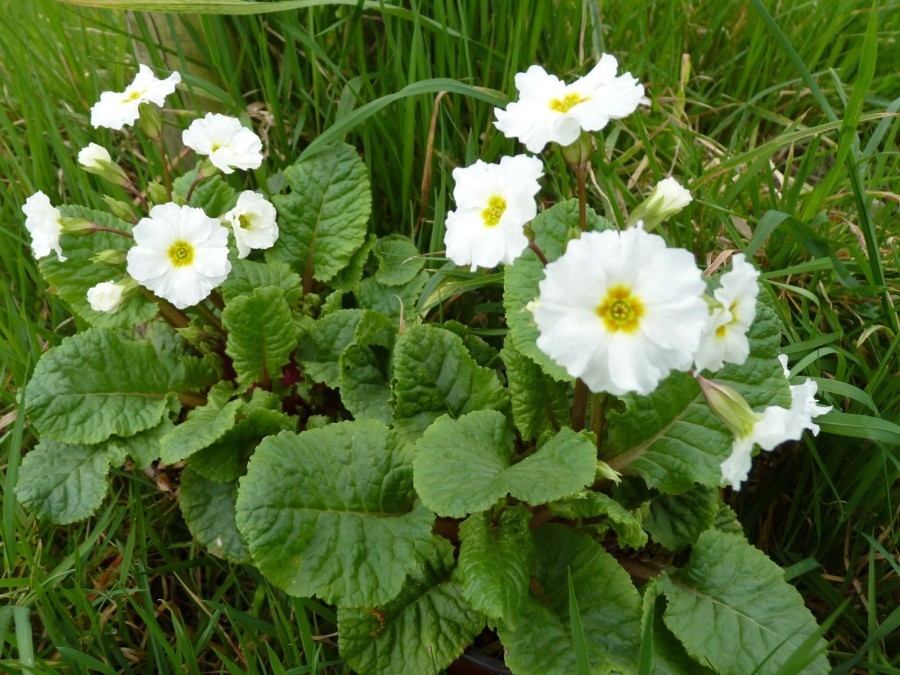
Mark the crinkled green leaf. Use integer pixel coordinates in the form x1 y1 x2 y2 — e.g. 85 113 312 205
714 501 744 535
330 233 376 292
442 320 500 369
105 418 174 470
457 506 534 622
340 343 393 424
222 286 298 389
374 234 424 287
501 342 570 441
14 440 126 524
299 309 393 388
40 206 158 329
645 486 718 550
181 353 225 393
160 392 243 464
235 420 434 607
180 468 250 563
173 170 238 216
499 525 642 674
548 491 648 550
339 538 485 675
221 258 301 305
27 328 173 444
641 581 712 675
658 530 829 674
268 142 370 283
392 325 508 441
413 411 596 517
355 269 429 323
504 200 612 382
188 407 296 482
605 299 791 493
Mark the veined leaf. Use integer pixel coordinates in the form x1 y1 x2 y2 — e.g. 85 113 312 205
180 468 250 563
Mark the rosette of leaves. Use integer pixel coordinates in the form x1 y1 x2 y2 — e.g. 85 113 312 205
18 145 827 674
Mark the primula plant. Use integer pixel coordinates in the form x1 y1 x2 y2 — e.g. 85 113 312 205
18 58 836 674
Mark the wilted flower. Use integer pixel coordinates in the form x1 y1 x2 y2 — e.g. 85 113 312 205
223 191 279 258
494 55 645 153
626 177 692 230
694 254 759 372
90 64 181 130
126 203 231 309
533 227 707 395
444 154 543 271
22 191 66 262
182 113 263 174
87 281 126 313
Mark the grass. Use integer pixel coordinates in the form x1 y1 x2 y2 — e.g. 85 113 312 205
1 0 898 671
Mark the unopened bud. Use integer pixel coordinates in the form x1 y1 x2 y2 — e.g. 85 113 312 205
58 217 94 235
77 143 129 186
92 249 128 266
102 195 137 221
696 375 760 438
196 159 219 179
138 102 164 140
626 177 692 231
87 280 127 313
560 131 593 170
147 181 168 205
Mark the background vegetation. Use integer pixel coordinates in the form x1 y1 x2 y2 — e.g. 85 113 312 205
1 0 897 671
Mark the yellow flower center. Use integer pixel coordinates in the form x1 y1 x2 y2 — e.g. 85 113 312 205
715 302 738 337
211 143 221 152
549 92 589 113
238 214 253 230
124 89 144 102
596 285 645 333
481 195 507 227
167 240 195 267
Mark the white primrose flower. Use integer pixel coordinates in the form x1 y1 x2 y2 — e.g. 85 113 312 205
182 113 263 174
694 254 759 372
494 54 645 153
90 64 181 130
87 281 125 313
22 190 66 262
223 191 279 258
444 155 543 271
533 227 708 396
126 203 231 309
627 177 693 230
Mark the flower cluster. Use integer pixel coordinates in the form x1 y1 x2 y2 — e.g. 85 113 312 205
22 64 276 312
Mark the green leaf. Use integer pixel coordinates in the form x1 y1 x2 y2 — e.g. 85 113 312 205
180 468 250 563
374 235 424 287
338 537 485 675
413 411 596 517
221 259 302 305
457 506 534 622
14 440 126 524
605 298 791 494
640 582 712 675
173 170 237 216
160 390 243 464
339 343 394 424
40 206 158 329
392 325 508 440
498 525 642 674
657 530 829 674
644 487 718 551
501 342 570 441
222 286 298 390
268 142 371 283
188 407 296 482
442 321 500 369
355 269 429 323
548 492 648 550
104 418 174 470
235 420 434 607
26 328 174 445
330 233 376 292
504 200 613 382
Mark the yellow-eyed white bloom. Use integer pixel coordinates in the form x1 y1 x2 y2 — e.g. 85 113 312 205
87 281 126 313
444 155 543 271
126 203 231 309
90 64 181 130
182 113 263 174
533 227 707 395
223 191 279 258
695 254 759 372
22 191 66 262
494 55 644 153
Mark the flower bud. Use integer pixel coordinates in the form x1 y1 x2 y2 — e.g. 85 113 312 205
87 280 125 313
560 131 593 170
78 143 130 186
102 195 137 221
147 181 168 205
91 249 128 266
138 101 164 139
58 216 95 236
197 158 219 179
626 177 692 231
696 375 760 438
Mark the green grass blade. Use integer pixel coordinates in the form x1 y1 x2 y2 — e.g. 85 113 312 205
567 567 592 675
